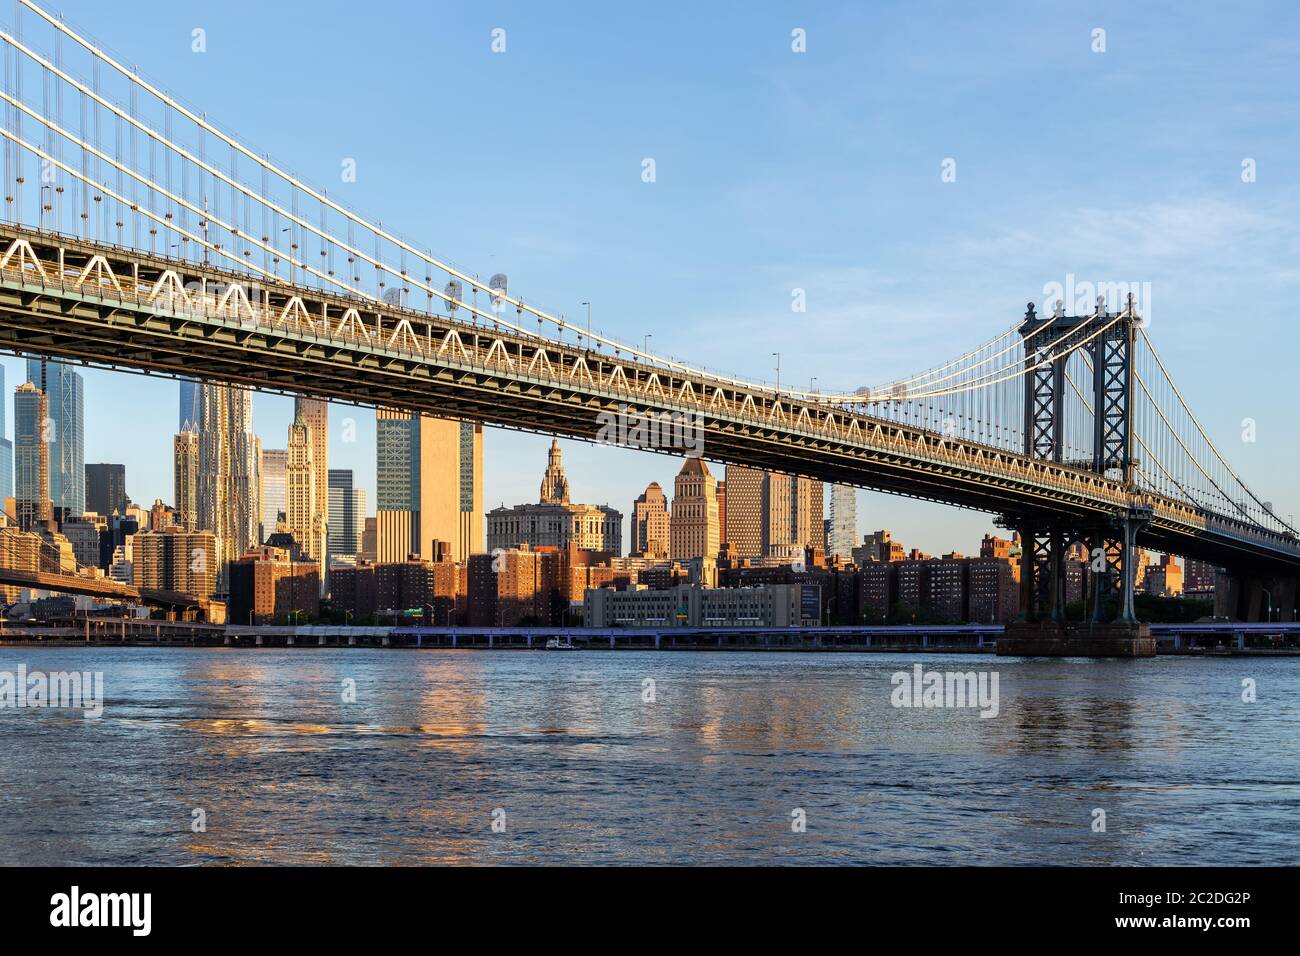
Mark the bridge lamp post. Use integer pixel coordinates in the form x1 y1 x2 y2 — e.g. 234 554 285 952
581 301 591 346
773 352 781 395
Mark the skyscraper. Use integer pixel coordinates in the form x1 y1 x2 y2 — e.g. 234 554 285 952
178 378 201 432
722 465 764 556
260 448 287 542
722 464 823 559
25 359 83 520
327 469 364 557
85 463 128 517
173 430 200 530
827 484 857 559
286 416 326 563
669 457 720 561
376 411 483 564
13 382 50 531
197 383 260 572
294 397 329 551
631 481 670 559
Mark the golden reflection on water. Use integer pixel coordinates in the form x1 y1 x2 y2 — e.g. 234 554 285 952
10 649 1283 865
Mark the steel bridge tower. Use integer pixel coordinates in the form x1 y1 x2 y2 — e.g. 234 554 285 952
1003 295 1153 650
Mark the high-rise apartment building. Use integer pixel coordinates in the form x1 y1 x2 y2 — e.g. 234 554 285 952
14 382 50 532
376 410 483 563
85 463 128 517
132 527 219 600
327 469 365 557
669 457 720 561
631 481 670 559
286 416 326 563
228 545 320 625
827 484 857 559
197 383 260 571
722 465 763 555
721 464 823 559
26 359 83 520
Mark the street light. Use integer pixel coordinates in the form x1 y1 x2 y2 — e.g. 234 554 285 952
773 352 781 394
581 301 591 345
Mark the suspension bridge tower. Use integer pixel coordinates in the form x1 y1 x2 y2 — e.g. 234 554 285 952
999 294 1157 657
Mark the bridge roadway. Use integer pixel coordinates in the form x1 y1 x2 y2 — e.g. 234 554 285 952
0 566 211 614
0 223 1296 575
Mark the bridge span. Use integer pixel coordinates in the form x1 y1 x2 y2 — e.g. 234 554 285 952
0 0 1293 644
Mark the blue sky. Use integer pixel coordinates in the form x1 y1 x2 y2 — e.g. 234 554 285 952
3 0 1298 554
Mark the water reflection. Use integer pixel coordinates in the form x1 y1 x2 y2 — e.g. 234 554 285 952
0 648 1296 865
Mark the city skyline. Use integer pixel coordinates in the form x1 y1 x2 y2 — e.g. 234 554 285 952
0 0 1295 556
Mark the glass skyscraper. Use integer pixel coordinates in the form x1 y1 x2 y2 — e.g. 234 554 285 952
260 448 287 542
327 468 365 557
179 378 201 431
25 359 84 519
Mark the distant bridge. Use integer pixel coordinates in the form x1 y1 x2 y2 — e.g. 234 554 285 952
0 566 215 617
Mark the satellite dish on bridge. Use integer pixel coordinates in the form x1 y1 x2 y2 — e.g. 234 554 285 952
489 273 508 313
445 279 463 314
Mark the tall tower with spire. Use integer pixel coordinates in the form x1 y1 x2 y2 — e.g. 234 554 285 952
539 438 570 504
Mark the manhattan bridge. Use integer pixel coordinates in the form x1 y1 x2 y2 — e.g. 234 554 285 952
0 1 1294 650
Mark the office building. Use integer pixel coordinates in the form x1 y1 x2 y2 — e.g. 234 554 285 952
13 382 50 532
197 383 260 569
360 516 377 563
583 583 821 628
295 397 329 550
260 447 287 542
327 469 365 557
669 457 720 561
178 378 201 431
486 440 621 555
377 410 483 564
25 359 84 520
286 416 326 563
85 463 128 517
631 481 670 559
